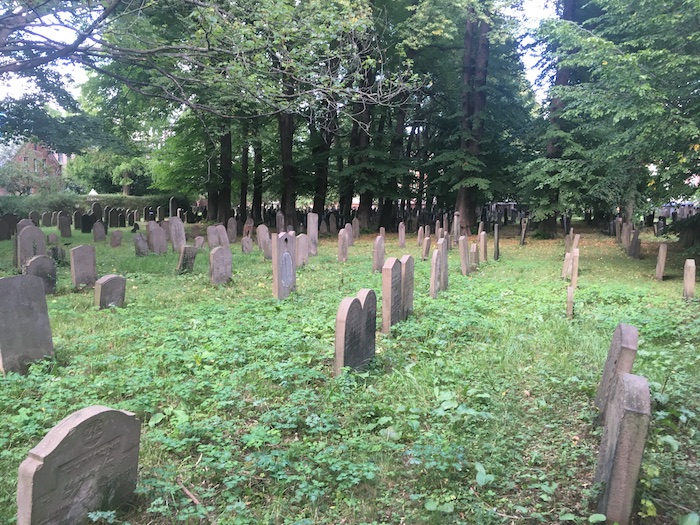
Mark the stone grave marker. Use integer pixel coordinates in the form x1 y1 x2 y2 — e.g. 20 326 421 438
561 252 572 280
437 227 444 240
17 218 34 234
73 211 82 230
459 235 470 275
133 233 148 257
570 248 580 288
452 212 460 243
243 217 254 238
51 211 58 226
566 286 574 319
443 213 449 234
520 218 528 246
16 225 47 269
70 245 97 288
398 222 406 248
41 212 51 227
110 231 123 247
470 243 479 271
118 211 126 228
215 224 229 248
81 214 94 234
381 257 402 334
241 236 253 253
307 212 318 256
654 244 668 281
0 275 54 374
29 211 40 225
226 217 238 244
338 230 348 262
478 231 487 263
615 218 622 242
170 216 186 254
344 223 354 247
108 208 119 228
0 217 10 241
329 215 337 234
23 255 57 295
352 217 360 239
160 219 172 242
494 223 500 261
2 213 19 234
319 218 328 236
93 221 106 242
436 220 441 235
417 225 424 247
429 248 442 299
594 323 638 423
256 224 270 251
146 222 167 254
17 405 141 525
684 259 696 299
400 254 414 320
156 205 164 222
334 289 377 376
169 196 177 217
438 237 448 291
593 373 650 525
477 221 484 235
295 233 309 267
94 274 126 308
628 229 640 258
194 235 205 250
372 235 385 273
276 211 285 232
209 246 232 285
421 235 431 261
380 226 386 239
127 211 135 227
46 233 59 245
272 232 296 300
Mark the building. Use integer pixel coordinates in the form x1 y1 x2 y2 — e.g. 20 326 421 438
0 141 66 195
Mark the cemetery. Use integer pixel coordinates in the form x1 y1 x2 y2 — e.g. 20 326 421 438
0 215 697 524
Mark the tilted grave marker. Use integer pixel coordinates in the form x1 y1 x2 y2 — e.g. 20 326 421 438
170 216 187 254
352 217 360 240
595 323 638 424
16 226 46 269
381 257 402 334
654 243 667 281
23 255 57 295
146 222 167 255
372 235 385 273
177 245 198 273
226 217 238 244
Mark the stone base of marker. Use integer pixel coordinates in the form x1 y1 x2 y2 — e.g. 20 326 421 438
95 275 126 308
17 406 140 525
334 289 376 376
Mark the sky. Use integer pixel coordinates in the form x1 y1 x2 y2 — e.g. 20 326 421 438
0 1 556 102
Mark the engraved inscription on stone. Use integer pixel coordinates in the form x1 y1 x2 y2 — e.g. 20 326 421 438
281 251 294 288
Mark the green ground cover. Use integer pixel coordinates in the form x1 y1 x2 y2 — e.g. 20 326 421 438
0 223 697 524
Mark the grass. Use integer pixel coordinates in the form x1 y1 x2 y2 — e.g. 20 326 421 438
0 221 698 524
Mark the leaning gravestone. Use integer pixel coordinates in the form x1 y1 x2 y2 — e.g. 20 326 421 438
272 232 296 300
194 236 205 250
93 221 106 242
0 275 54 374
70 245 97 288
146 221 167 255
241 236 253 254
594 323 638 423
169 196 177 217
381 257 402 334
133 233 149 257
295 233 309 268
372 235 385 273
46 233 59 245
329 215 337 234
459 235 471 276
226 217 238 244
50 211 58 227
94 274 126 308
110 231 123 248
417 225 424 248
352 217 360 240
170 216 186 254
421 235 431 261
17 406 141 525
593 373 650 525
307 212 318 256
338 230 348 262
654 243 668 281
23 255 57 294
438 237 448 292
334 288 376 376
209 246 232 285
177 245 197 273
16 225 47 268
400 254 414 320
429 248 442 299
319 219 328 236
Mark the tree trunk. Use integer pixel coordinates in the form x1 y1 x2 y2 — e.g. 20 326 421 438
239 121 249 222
217 129 232 224
311 122 332 216
278 110 296 229
357 190 373 230
252 137 263 224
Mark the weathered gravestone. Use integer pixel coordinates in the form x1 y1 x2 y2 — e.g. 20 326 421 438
177 245 198 273
72 211 82 230
41 212 51 227
23 255 57 294
570 248 580 288
146 222 167 254
160 220 172 243
118 211 126 228
209 246 232 285
459 235 471 276
493 224 500 261
319 218 328 236
417 225 424 247
307 212 318 256
276 211 285 233
169 196 177 217
0 217 10 241
398 222 406 248
3 212 20 234
16 226 47 269
400 254 414 321
93 221 106 242
594 323 638 424
194 236 205 250
421 236 431 261
628 229 641 259
156 206 164 222
94 274 126 308
429 248 442 299
215 224 229 248
684 259 696 299
256 224 270 251
170 216 186 254
70 245 97 288
593 373 650 525
242 217 254 238
295 233 309 267
372 235 385 273
81 214 95 234
50 211 58 227
0 275 54 374
272 232 296 300
17 406 141 525
226 217 238 244
380 226 386 240
381 257 402 334
344 223 354 247
338 230 348 262
478 231 487 263
452 212 461 244
133 233 148 257
17 218 34 234
438 237 448 292
470 243 479 271
329 215 337 234
91 202 103 221
29 211 40 225
352 217 360 240
108 208 119 228
334 289 376 376
654 243 668 281
566 286 574 319
110 231 123 248
46 233 59 245
241 236 253 254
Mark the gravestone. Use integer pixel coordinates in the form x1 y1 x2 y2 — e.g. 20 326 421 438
3 213 20 234
70 245 97 288
593 373 650 525
436 220 441 234
215 224 229 248
477 221 484 235
110 231 123 248
421 236 431 261
398 222 406 248
133 233 148 257
570 248 580 288
81 214 95 234
621 224 632 250
17 406 140 525
470 243 479 271
242 217 255 238
272 232 296 300
46 233 59 245
372 235 385 273
17 218 34 234
94 274 126 308
146 222 167 254
51 211 58 227
118 211 126 228
17 226 47 268
307 212 318 256
226 217 238 244
438 237 448 291
655 244 667 281
334 288 376 376
169 196 177 217
443 213 449 235
91 202 103 221
329 215 337 234
493 224 500 261
437 228 444 241
520 218 528 246
429 248 442 299
595 323 638 423
379 226 386 240
276 211 285 233
338 230 348 262
93 221 106 242
108 208 119 228
209 246 232 285
29 210 40 225
0 275 54 374
452 212 460 244
127 211 135 227
0 217 10 241
41 212 51 227
381 257 402 334
566 286 574 319
262 238 272 260
23 255 57 294
170 216 186 254
295 233 309 267
156 206 164 222
344 223 354 247
194 236 205 250
256 224 270 251
400 254 414 320
241 236 253 254
160 220 172 242
684 259 696 299
73 211 82 230
459 235 470 275
628 229 640 258
561 252 572 280
417 225 425 247
352 217 360 240
319 218 328 236
478 231 487 263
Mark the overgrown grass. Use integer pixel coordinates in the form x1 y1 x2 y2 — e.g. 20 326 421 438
0 222 697 524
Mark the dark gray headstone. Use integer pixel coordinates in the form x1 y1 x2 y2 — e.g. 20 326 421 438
70 245 97 288
177 245 197 273
23 255 57 294
16 226 47 269
73 211 82 230
133 233 149 257
58 216 72 238
334 288 376 376
94 274 126 308
170 216 186 254
93 221 106 242
110 231 123 247
0 217 10 241
41 212 51 227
